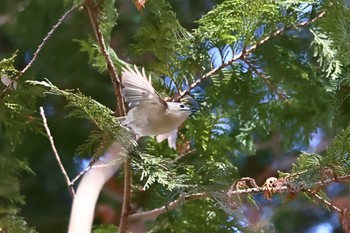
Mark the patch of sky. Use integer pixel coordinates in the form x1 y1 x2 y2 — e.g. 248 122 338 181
306 222 334 233
73 155 90 173
327 182 347 197
307 128 324 153
212 117 232 136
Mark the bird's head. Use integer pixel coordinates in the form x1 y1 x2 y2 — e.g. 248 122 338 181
166 102 192 117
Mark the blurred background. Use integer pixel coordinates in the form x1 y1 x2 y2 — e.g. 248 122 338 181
0 0 348 232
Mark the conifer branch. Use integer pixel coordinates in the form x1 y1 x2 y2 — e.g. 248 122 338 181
227 173 350 197
84 0 126 117
244 59 288 101
178 11 326 100
84 3 131 232
129 193 209 220
39 106 75 198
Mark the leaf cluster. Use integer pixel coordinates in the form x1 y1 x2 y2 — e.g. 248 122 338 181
27 79 134 159
0 53 45 146
132 0 193 67
195 0 315 45
132 151 191 191
280 126 350 191
0 155 37 233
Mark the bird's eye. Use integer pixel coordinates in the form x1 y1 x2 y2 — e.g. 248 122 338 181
179 104 185 108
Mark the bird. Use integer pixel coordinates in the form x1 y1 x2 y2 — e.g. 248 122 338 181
68 66 192 233
120 65 192 145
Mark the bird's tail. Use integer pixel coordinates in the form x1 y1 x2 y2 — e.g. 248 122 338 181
68 143 124 233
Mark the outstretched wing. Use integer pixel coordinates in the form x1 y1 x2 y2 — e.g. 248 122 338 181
121 66 167 109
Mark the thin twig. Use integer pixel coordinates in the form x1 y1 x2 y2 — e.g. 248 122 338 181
1 5 79 98
70 156 125 186
178 11 326 100
306 189 343 213
245 59 288 101
129 193 208 220
19 5 80 77
39 106 75 198
84 0 126 117
70 166 90 186
119 157 132 233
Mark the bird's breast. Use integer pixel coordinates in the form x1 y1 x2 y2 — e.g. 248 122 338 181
124 104 189 136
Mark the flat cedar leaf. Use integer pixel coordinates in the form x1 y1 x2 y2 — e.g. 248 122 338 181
92 224 118 233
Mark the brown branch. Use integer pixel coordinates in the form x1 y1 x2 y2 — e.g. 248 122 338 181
227 173 350 197
84 0 126 117
19 5 79 78
178 11 326 100
129 173 350 221
245 59 288 101
119 157 132 233
39 106 75 198
84 2 130 232
129 193 209 220
0 5 79 98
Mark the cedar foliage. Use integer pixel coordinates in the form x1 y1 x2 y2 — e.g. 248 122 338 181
1 0 350 232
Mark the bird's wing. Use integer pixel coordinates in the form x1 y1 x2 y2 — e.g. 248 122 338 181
122 65 167 109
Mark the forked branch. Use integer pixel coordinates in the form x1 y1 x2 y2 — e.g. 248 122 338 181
39 106 75 198
178 11 326 100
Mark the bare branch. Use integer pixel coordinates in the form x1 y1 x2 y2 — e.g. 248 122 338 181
84 0 126 117
129 173 350 221
306 189 343 213
119 157 132 233
129 193 209 220
19 5 79 78
227 174 350 197
39 106 75 198
84 2 131 232
178 11 326 100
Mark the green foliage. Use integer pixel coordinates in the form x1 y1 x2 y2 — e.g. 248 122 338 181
195 0 314 45
27 79 134 158
150 199 240 233
63 0 83 7
317 0 350 127
310 28 342 81
3 0 350 232
0 52 19 81
280 126 350 190
0 156 31 210
75 38 129 73
0 53 45 146
92 224 118 233
98 0 118 42
319 0 350 67
0 156 37 233
0 215 38 233
132 0 193 75
132 152 191 191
